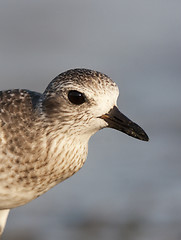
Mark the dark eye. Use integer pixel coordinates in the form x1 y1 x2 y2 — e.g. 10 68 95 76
68 90 85 105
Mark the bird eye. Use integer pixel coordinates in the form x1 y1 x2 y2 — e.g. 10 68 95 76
68 90 85 105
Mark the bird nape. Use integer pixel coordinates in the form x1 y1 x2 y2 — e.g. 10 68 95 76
0 68 149 236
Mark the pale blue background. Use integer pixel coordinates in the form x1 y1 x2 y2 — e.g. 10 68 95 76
0 1 181 239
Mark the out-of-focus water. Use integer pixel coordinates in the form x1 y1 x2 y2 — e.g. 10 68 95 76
0 1 181 239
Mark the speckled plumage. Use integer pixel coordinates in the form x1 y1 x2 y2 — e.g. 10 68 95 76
0 68 148 235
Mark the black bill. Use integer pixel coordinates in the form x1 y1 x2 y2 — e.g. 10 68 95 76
100 106 149 141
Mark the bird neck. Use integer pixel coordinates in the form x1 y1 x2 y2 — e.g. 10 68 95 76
33 124 89 195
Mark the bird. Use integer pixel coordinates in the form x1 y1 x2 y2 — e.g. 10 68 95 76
0 68 149 236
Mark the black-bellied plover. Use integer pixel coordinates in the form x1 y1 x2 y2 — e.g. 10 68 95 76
0 69 149 235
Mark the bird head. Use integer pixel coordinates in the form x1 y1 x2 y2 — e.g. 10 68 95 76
42 69 149 141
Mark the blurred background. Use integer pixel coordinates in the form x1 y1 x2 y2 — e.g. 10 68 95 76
0 0 181 239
